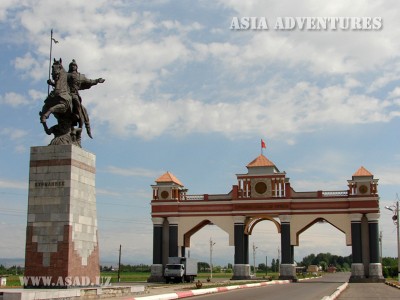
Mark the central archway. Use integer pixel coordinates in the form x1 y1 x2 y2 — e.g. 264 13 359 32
149 154 383 282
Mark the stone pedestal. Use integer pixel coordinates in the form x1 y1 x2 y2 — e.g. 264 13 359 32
279 264 297 281
24 145 99 288
232 264 251 280
147 264 164 283
369 263 385 282
349 263 365 282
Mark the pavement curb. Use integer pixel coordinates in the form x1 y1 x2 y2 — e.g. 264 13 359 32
385 281 400 289
132 280 291 300
321 282 348 300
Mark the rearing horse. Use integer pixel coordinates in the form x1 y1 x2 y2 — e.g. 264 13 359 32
40 58 72 123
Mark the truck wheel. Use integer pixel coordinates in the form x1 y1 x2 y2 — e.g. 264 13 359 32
165 278 170 284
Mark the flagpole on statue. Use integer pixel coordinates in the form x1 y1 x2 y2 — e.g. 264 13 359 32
48 29 59 96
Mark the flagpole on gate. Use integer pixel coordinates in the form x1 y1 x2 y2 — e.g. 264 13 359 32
261 139 263 155
261 139 266 155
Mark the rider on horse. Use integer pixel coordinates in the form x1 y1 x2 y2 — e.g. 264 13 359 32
41 58 105 147
67 59 105 139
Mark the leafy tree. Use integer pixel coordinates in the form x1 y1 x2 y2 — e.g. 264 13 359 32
258 263 266 272
198 262 209 272
382 257 398 278
271 258 276 272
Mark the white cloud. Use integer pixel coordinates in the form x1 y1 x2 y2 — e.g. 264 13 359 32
0 179 27 189
375 166 400 186
388 86 400 99
28 89 46 102
0 128 28 141
0 92 30 107
2 1 399 141
105 166 162 178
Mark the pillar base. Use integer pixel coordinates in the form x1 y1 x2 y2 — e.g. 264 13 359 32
147 264 164 282
232 264 251 280
279 264 297 281
368 263 385 282
349 263 365 282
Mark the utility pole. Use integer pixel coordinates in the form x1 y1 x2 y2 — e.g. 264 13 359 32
210 238 216 279
385 199 399 283
266 256 268 276
379 231 383 264
252 242 258 276
117 244 122 283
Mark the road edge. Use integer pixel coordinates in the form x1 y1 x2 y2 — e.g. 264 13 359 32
131 280 291 300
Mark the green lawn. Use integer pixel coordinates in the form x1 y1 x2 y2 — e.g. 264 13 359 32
1 271 283 287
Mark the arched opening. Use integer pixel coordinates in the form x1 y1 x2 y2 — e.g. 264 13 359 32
296 218 351 270
247 218 281 274
184 221 233 274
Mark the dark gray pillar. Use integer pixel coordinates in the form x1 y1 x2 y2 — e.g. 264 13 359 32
351 219 362 263
368 220 379 263
168 217 179 258
279 215 296 281
349 213 365 282
234 222 245 264
367 213 384 281
244 233 249 264
232 216 250 280
181 246 186 258
281 222 292 264
148 217 165 282
153 223 163 264
291 245 294 263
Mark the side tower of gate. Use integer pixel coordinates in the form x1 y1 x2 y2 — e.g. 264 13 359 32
148 153 384 282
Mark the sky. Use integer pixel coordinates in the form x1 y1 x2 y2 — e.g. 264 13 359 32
1 0 400 268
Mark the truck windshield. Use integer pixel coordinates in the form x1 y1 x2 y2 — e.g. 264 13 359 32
166 265 182 270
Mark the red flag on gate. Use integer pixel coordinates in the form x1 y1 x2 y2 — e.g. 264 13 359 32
261 139 266 149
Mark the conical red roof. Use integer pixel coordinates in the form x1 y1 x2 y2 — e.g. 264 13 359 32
247 154 275 168
155 171 184 186
353 166 373 177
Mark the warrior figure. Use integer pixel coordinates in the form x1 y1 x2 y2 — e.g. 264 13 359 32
67 59 105 140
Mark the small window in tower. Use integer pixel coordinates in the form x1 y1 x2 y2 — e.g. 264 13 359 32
161 191 169 199
255 182 267 194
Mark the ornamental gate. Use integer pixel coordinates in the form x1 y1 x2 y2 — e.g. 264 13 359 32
148 153 384 282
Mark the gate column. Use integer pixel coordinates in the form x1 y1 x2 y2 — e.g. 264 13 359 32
232 216 250 279
279 215 296 281
148 217 165 282
367 213 384 281
350 213 364 281
168 217 180 257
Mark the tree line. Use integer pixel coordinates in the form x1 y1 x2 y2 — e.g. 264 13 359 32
1 253 398 278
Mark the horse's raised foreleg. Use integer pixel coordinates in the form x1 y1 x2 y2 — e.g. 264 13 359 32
40 103 69 123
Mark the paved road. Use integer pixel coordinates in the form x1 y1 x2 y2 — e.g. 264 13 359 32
114 273 400 300
185 273 349 300
338 282 399 299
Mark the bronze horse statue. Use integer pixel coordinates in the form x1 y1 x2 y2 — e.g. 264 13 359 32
40 58 91 147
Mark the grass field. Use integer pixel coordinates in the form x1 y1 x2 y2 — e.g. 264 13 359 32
1 271 282 287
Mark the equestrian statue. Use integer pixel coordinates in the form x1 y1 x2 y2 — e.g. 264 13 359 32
40 58 105 147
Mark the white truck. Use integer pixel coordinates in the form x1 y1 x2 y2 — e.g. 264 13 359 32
164 257 198 283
